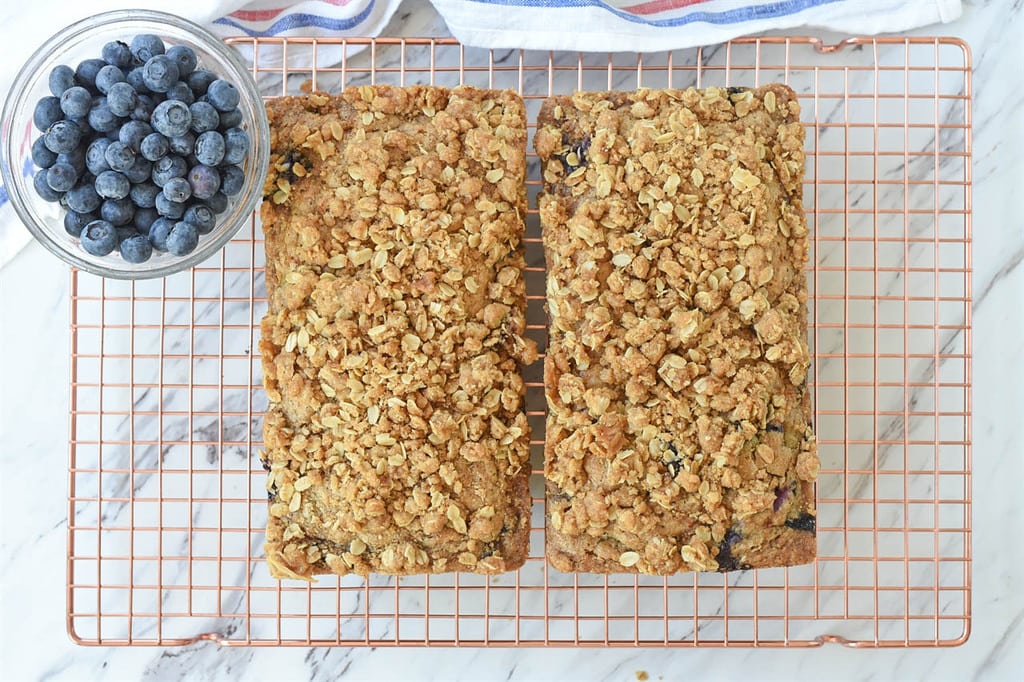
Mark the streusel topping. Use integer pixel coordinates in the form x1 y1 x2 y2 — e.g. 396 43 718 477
261 86 535 579
537 85 818 574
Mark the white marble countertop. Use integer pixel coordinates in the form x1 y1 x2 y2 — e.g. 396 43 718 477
1 0 1022 679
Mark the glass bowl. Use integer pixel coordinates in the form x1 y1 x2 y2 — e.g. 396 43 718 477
0 9 269 279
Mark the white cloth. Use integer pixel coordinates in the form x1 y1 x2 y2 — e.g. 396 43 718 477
433 0 963 53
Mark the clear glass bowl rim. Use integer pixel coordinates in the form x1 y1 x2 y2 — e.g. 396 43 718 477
0 8 269 279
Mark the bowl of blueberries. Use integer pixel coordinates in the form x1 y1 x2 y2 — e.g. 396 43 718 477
0 9 269 278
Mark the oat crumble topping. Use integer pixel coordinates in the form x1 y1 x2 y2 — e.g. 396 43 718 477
260 85 535 579
536 85 819 574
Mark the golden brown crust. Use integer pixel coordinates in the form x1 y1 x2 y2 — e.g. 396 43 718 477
536 85 818 575
260 85 536 579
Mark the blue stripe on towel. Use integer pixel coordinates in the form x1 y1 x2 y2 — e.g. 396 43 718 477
213 1 376 37
462 0 843 28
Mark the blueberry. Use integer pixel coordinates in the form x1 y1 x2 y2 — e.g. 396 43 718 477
168 132 196 156
94 65 125 94
187 164 220 199
87 103 119 133
70 113 95 136
142 55 179 93
186 69 216 95
33 96 63 131
149 217 174 251
80 219 118 256
220 164 244 196
115 121 149 152
31 137 58 168
131 93 155 122
129 181 161 208
164 81 194 105
773 485 792 513
65 184 102 213
206 80 239 112
74 59 107 91
137 133 167 162
64 210 96 237
103 141 135 172
126 67 150 94
222 127 249 165
202 191 229 215
43 120 82 154
102 40 133 68
85 138 112 174
166 220 199 256
46 163 78 192
188 101 219 134
130 34 165 63
194 131 225 166
101 197 135 226
183 204 215 234
162 177 192 203
118 233 153 263
151 155 187 187
60 86 92 118
151 99 192 137
155 192 185 219
124 158 153 184
785 513 816 533
116 226 138 243
166 45 198 77
715 528 748 572
218 108 242 130
80 220 117 254
95 170 130 199
33 170 62 201
49 64 76 97
558 136 590 172
57 147 86 175
106 82 137 117
133 207 159 233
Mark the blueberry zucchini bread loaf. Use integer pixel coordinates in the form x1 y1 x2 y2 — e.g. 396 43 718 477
536 85 818 574
260 85 536 579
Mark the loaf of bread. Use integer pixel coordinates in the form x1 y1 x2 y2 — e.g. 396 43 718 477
536 85 819 574
260 85 536 579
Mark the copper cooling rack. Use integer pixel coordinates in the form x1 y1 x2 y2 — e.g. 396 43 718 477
67 36 972 647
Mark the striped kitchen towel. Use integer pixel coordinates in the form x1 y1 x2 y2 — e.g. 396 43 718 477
209 0 402 41
210 0 962 52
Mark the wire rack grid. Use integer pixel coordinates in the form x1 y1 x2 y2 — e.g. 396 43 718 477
66 36 972 648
